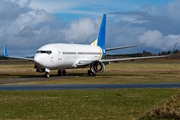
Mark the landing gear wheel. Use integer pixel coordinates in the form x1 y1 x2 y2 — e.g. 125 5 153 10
58 69 66 76
87 70 96 76
44 72 50 78
58 70 62 76
62 70 66 76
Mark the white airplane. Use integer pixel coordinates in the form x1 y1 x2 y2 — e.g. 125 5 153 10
4 14 177 78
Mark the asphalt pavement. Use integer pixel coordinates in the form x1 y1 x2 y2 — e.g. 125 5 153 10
0 83 180 90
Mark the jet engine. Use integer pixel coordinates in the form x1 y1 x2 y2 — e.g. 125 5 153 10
90 60 105 73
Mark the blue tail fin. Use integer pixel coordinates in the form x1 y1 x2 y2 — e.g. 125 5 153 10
4 44 8 57
97 14 106 50
97 14 106 57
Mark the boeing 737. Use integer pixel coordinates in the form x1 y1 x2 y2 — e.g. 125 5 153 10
3 14 177 77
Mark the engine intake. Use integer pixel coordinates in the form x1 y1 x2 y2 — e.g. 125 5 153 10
90 61 105 73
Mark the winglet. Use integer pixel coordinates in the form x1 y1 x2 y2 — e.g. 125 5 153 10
4 44 8 57
171 43 177 54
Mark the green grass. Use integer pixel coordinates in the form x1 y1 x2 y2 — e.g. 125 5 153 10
140 94 180 119
0 61 180 119
0 89 180 120
0 63 41 78
1 61 180 84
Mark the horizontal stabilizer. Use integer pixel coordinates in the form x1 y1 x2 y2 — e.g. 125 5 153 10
105 45 139 52
3 44 34 61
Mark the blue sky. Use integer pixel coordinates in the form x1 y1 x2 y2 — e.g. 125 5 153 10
0 0 179 56
30 0 172 21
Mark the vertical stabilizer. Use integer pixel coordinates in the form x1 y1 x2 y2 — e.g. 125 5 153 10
97 14 106 51
4 44 8 57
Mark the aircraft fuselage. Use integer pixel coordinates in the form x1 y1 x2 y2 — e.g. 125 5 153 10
34 43 103 70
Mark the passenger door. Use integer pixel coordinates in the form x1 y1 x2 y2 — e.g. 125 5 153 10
55 46 62 60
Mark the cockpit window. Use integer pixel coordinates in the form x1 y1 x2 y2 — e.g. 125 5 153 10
36 50 52 54
47 51 52 54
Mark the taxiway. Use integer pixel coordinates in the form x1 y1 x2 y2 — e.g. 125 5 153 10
0 83 180 90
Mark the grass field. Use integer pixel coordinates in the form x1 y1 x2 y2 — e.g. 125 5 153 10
0 89 180 120
0 60 180 84
0 60 180 119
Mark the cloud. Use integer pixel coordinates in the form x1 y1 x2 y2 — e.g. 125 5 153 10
145 0 180 21
0 0 104 56
0 0 63 55
61 17 99 43
0 0 31 22
17 25 34 37
139 30 180 50
30 0 79 13
108 0 180 52
0 0 180 56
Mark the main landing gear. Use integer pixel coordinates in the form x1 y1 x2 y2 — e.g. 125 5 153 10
44 69 66 78
44 69 95 77
58 69 66 76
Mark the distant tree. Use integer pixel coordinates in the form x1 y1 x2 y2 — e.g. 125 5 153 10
159 50 173 55
174 49 179 54
142 50 152 56
106 49 180 58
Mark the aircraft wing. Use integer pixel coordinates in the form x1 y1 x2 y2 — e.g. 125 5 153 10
100 43 177 63
77 43 177 66
77 51 173 66
3 44 34 61
76 53 172 67
99 43 177 63
100 54 171 63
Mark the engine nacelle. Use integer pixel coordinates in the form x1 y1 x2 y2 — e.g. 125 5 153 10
90 61 105 73
34 65 45 73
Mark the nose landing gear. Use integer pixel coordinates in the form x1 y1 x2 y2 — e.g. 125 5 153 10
44 68 50 78
44 72 50 78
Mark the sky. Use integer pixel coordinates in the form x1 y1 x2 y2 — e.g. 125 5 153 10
0 0 180 56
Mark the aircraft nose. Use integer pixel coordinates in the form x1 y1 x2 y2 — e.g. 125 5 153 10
34 54 44 66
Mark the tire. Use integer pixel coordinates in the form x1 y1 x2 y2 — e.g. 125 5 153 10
87 70 96 76
58 70 62 76
62 70 66 76
44 73 50 78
